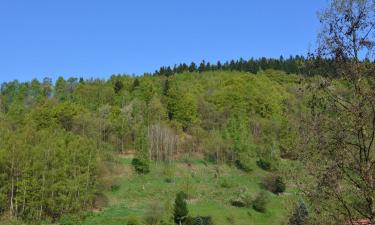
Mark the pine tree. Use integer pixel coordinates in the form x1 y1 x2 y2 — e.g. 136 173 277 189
174 192 188 225
289 202 308 225
189 62 197 72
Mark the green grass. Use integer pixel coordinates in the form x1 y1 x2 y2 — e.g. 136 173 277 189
83 158 293 225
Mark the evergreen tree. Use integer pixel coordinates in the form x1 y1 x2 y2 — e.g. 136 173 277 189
114 80 124 94
131 78 140 92
198 60 206 73
174 192 188 225
289 202 308 225
189 62 197 72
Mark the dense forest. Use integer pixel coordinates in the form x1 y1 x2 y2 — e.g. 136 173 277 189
0 0 374 225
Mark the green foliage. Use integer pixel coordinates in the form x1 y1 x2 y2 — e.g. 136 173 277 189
289 202 308 225
167 85 199 130
256 159 271 171
252 192 268 213
0 69 304 224
234 160 252 173
230 188 253 208
262 175 286 194
131 158 150 174
174 192 189 224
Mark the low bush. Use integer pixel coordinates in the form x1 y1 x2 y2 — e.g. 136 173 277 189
261 175 286 194
234 160 252 173
256 159 271 171
131 158 150 174
252 192 268 213
230 188 252 208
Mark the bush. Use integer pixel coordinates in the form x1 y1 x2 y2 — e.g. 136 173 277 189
256 159 271 171
262 175 286 194
252 192 268 213
234 160 252 173
132 158 150 174
127 216 141 225
230 188 252 208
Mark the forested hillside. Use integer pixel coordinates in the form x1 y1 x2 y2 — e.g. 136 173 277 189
0 1 374 224
0 69 308 224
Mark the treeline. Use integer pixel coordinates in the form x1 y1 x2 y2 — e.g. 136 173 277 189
153 55 343 77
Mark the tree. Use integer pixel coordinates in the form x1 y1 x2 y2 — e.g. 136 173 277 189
114 80 124 94
289 202 309 225
252 191 268 213
198 60 206 73
55 76 68 101
300 0 375 224
174 192 188 225
131 78 140 92
42 77 52 97
317 0 374 61
189 62 197 72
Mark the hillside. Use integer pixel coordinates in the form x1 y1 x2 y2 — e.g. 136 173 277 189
0 70 308 224
83 158 295 225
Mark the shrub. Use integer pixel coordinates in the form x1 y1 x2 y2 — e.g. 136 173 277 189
230 188 252 208
132 158 150 174
256 159 271 171
262 175 286 194
234 160 252 173
174 191 188 224
127 216 141 225
289 202 308 225
230 198 247 208
252 192 268 213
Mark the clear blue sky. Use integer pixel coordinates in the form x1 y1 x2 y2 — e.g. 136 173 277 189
0 0 327 83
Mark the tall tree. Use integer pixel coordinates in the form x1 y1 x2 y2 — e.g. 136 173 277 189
301 0 375 224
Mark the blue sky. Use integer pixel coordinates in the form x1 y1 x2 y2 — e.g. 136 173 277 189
0 0 327 83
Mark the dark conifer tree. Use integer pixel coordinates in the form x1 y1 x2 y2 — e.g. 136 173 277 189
189 62 197 72
174 192 188 225
114 80 124 94
198 60 206 73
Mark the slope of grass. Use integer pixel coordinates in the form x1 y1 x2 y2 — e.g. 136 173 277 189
83 157 293 225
